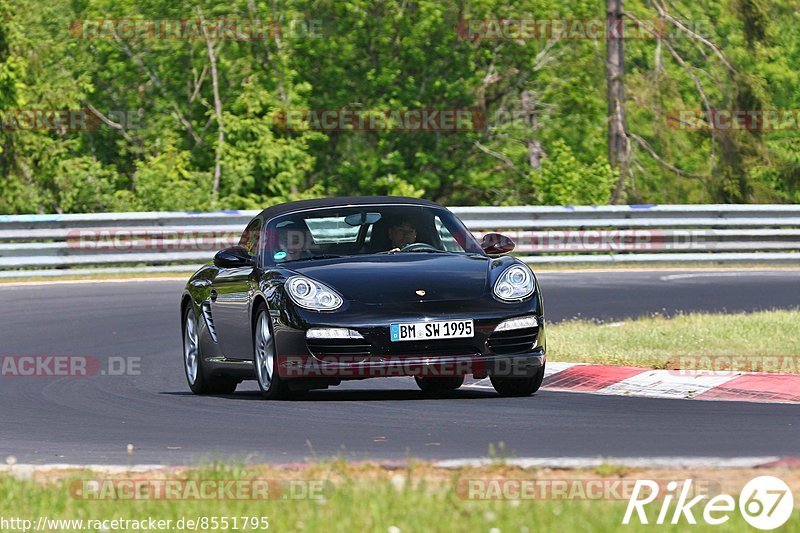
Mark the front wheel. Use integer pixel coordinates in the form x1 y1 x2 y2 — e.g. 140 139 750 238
490 363 545 397
183 305 237 395
253 304 288 400
415 375 464 394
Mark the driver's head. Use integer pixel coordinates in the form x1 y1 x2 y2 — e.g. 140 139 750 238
275 222 307 261
388 219 417 249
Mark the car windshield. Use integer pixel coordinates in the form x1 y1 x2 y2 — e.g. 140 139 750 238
262 205 483 264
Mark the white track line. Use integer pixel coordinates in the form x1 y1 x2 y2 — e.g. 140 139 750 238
0 457 787 476
660 271 800 281
0 463 170 479
434 456 784 469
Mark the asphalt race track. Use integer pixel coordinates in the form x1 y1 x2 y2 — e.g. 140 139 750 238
1 269 799 465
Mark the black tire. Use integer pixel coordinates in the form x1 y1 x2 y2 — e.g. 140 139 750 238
490 363 545 397
204 377 238 395
414 375 465 394
183 304 238 395
253 303 289 400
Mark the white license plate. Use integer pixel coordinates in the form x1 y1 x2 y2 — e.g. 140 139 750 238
390 319 474 342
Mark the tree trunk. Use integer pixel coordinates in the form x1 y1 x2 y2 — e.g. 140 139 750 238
521 90 546 170
206 37 224 204
199 7 224 204
607 0 629 203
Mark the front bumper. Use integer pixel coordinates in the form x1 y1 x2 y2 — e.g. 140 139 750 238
275 349 545 380
272 298 546 380
266 276 546 380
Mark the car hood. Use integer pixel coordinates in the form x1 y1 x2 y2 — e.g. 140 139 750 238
287 253 491 304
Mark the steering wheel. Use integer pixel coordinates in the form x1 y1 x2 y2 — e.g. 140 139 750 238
400 242 439 252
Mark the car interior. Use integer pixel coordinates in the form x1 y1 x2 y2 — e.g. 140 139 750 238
267 208 450 262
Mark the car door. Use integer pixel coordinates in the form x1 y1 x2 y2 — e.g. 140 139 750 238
212 218 262 360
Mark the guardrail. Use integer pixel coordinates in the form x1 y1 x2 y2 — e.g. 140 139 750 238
0 205 798 277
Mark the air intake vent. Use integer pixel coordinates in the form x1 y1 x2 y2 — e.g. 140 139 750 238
384 341 478 358
306 338 372 358
201 302 218 343
487 327 538 355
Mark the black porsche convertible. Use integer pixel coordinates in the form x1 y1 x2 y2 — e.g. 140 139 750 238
181 196 545 399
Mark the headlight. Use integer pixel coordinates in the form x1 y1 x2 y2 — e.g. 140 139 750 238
493 264 535 302
286 276 343 311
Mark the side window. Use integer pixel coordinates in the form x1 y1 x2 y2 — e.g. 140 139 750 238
435 216 461 252
239 219 262 256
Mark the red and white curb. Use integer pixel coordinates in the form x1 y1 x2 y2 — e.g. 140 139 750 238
466 362 800 404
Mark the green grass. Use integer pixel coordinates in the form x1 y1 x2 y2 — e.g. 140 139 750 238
548 309 800 371
1 463 797 532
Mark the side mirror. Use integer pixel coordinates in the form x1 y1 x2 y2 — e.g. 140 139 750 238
214 246 255 269
480 233 515 255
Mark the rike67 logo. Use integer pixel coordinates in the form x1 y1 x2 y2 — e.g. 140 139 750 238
623 476 794 530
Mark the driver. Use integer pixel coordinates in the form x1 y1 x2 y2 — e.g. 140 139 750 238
387 219 417 252
275 222 308 261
